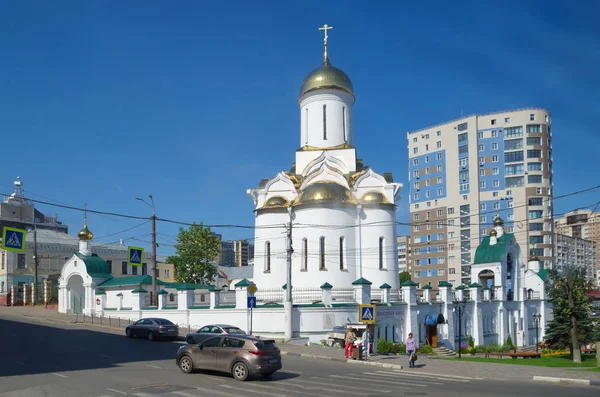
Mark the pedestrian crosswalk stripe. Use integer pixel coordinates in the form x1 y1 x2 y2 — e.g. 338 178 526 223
362 371 444 385
328 374 420 388
305 377 392 393
230 381 324 396
220 384 284 397
285 380 367 396
171 388 238 397
375 369 476 381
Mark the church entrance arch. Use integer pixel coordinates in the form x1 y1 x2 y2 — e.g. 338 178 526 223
478 269 495 288
67 275 85 314
424 313 446 347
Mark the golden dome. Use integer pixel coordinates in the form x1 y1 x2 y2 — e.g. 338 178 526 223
78 225 93 241
299 61 354 99
360 191 392 205
493 216 504 226
294 181 357 206
262 196 291 209
489 229 498 237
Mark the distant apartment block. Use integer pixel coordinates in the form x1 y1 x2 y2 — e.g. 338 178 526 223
397 235 410 273
555 234 597 284
220 240 255 267
407 108 554 288
555 209 600 286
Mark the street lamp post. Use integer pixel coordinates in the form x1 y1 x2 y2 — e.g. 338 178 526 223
136 195 157 306
533 313 542 352
453 298 467 359
24 220 39 304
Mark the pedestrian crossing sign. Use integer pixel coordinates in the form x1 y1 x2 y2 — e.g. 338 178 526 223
2 227 26 253
128 246 144 267
359 304 376 323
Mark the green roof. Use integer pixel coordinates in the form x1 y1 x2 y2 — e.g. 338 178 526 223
473 233 514 264
537 269 549 281
379 283 392 289
234 278 251 287
282 283 287 289
438 281 453 287
75 252 113 279
320 282 333 289
455 285 465 290
132 288 148 293
401 280 419 287
422 285 432 290
352 277 372 285
469 282 481 288
95 288 106 295
157 289 168 295
98 275 167 288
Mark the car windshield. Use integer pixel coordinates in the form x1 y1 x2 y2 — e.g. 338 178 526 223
224 327 245 334
155 319 174 325
254 340 277 350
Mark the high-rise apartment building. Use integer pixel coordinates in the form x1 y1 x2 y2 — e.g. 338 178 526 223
555 209 600 285
397 235 410 273
220 240 255 267
555 233 597 284
407 108 554 288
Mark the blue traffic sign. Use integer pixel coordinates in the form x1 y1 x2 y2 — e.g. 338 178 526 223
359 304 376 323
247 296 256 309
2 227 26 253
128 246 144 267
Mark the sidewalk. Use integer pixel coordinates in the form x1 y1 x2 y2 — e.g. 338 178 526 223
279 342 600 384
2 306 599 384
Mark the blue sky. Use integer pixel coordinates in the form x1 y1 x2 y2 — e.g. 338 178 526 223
1 1 599 257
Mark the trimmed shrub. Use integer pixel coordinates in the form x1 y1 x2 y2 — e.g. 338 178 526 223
417 344 434 355
377 338 393 354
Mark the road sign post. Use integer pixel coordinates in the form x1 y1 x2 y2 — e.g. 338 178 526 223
128 246 144 267
359 304 376 324
2 227 26 253
247 283 257 335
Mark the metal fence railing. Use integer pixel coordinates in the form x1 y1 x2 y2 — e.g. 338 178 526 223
255 288 284 304
293 288 322 304
331 288 354 303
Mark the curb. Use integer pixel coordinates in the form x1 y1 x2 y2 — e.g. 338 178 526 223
533 376 596 386
281 351 403 369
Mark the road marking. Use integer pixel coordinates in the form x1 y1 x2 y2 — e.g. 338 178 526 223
172 387 239 397
281 370 303 375
384 369 480 380
220 384 284 397
52 373 68 378
131 393 158 397
328 374 419 388
106 388 127 395
284 381 366 396
371 370 470 382
239 381 325 396
362 371 442 385
302 378 392 393
145 364 162 369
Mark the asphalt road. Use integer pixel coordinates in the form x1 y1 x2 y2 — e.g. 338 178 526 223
0 314 597 397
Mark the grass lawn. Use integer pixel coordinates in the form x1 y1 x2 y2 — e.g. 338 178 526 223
439 353 598 368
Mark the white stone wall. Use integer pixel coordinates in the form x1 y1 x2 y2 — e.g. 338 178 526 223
299 89 354 149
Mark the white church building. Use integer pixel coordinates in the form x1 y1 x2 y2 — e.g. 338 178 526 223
58 26 551 351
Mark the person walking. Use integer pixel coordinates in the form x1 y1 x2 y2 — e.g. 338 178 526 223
406 332 418 368
344 326 356 359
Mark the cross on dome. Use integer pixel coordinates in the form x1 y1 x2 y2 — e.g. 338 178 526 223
318 24 333 65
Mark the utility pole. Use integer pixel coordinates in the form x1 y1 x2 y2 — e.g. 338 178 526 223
32 226 38 304
137 195 157 306
284 210 293 341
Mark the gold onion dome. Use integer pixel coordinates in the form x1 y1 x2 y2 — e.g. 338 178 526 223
361 191 391 204
493 216 504 226
78 225 93 241
262 196 291 209
489 229 498 237
299 61 354 99
294 181 357 206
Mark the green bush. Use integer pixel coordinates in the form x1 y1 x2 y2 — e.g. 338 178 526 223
377 338 394 354
475 345 486 354
391 341 406 354
417 344 434 355
485 342 500 353
506 335 513 347
468 335 475 348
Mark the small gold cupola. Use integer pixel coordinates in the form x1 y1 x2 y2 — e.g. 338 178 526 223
78 204 94 241
493 216 504 227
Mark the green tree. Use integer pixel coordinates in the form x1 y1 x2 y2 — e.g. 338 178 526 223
399 271 412 285
166 222 221 285
545 264 594 363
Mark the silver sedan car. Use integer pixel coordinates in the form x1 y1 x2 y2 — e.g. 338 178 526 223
185 324 246 344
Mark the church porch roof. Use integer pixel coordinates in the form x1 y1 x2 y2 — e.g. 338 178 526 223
473 233 514 264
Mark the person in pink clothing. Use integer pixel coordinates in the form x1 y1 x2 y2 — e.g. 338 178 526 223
406 333 418 368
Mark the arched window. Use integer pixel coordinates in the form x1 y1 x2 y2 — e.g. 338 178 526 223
319 237 326 270
265 241 271 272
169 293 175 302
302 238 308 271
379 237 384 270
323 105 327 140
200 294 205 302
339 236 345 270
305 108 309 145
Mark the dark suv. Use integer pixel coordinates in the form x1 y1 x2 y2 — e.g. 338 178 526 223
176 335 282 381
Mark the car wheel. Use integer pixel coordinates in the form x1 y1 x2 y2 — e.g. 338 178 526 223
126 328 133 338
186 336 195 344
179 355 194 374
148 331 155 341
261 372 275 378
332 340 343 348
232 362 249 381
